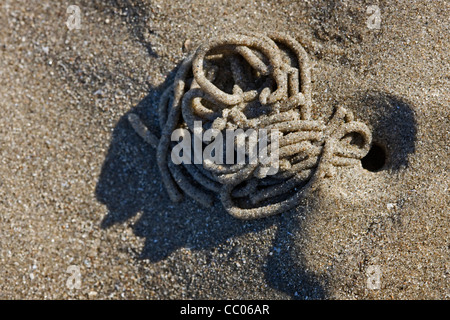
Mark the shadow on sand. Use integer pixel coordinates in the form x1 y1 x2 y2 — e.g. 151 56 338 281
95 60 416 299
95 65 329 299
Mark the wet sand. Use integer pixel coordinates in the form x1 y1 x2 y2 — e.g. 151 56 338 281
0 0 448 299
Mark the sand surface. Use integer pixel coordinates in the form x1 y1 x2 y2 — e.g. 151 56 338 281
0 0 448 299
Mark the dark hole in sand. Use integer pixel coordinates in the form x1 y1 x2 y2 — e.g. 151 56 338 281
357 91 417 171
361 142 386 172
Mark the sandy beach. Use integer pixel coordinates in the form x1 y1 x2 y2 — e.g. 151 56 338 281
0 0 448 299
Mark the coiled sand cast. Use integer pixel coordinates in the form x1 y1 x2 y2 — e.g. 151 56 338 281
128 32 372 219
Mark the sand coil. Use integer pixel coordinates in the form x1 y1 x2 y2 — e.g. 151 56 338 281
128 32 372 219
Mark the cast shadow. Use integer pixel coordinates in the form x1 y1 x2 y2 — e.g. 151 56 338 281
357 91 417 172
94 62 328 298
95 80 417 299
264 207 328 299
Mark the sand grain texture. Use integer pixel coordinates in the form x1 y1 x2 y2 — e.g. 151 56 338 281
0 0 448 299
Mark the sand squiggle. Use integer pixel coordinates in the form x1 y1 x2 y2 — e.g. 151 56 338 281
128 32 372 219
